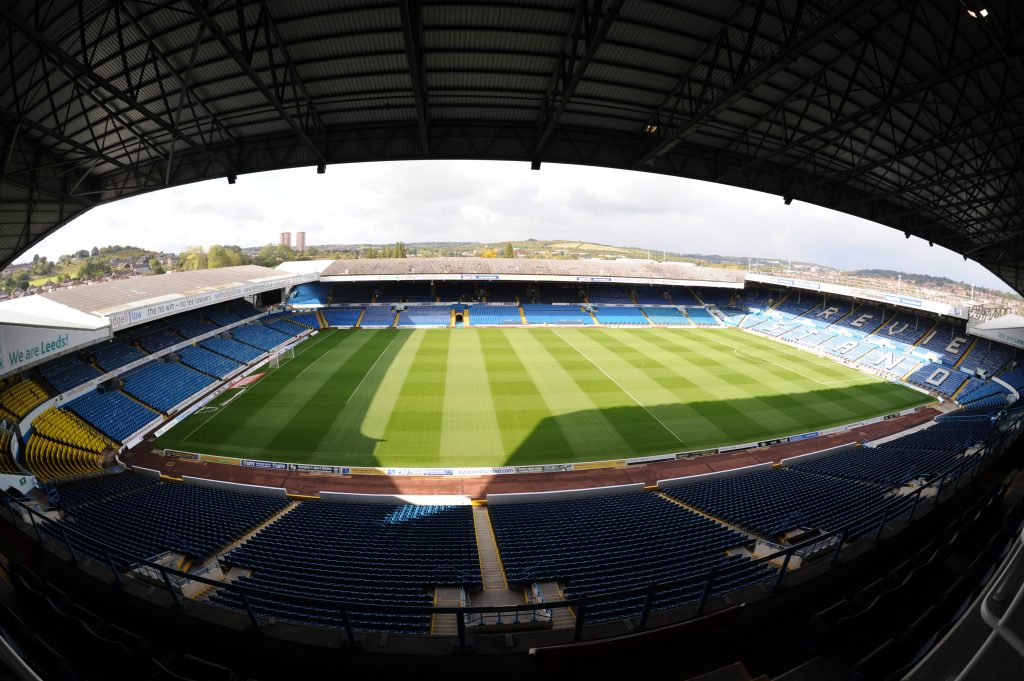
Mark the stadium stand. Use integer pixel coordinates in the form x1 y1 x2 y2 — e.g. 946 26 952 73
398 306 451 327
66 390 157 443
522 304 594 325
56 471 159 508
634 286 674 305
286 312 320 329
467 305 522 326
176 345 242 379
907 363 972 397
205 305 244 327
663 468 894 540
857 348 923 378
958 339 1015 376
771 291 823 318
434 281 478 302
322 308 363 327
231 325 292 351
955 380 1010 408
39 356 101 393
833 304 888 335
917 322 973 364
684 307 720 326
692 288 733 307
548 284 584 303
264 319 305 337
584 285 630 304
25 433 105 482
200 336 264 364
331 283 378 303
868 312 932 350
998 367 1024 391
121 361 215 413
592 307 649 325
490 492 773 623
0 379 50 423
810 297 855 325
288 282 332 305
642 307 691 325
31 408 112 456
0 429 22 474
172 316 220 340
791 422 990 486
359 306 397 327
480 283 520 303
55 480 290 563
135 327 184 353
376 282 433 303
820 336 877 362
91 341 147 373
212 501 481 634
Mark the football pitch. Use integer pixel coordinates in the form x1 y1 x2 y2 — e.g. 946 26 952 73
152 327 932 468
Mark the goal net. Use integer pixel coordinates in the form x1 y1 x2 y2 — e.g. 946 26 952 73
268 346 295 369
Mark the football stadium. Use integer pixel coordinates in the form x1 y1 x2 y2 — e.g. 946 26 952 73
0 2 1023 680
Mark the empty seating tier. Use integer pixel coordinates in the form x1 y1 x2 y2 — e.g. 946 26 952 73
39 356 101 394
176 345 243 379
91 341 147 372
490 493 772 623
200 336 263 364
121 362 215 414
663 468 893 540
32 408 112 454
56 481 290 564
684 307 720 326
25 435 104 482
322 308 363 327
231 325 292 351
0 429 21 475
398 306 451 327
135 328 184 353
522 304 594 325
642 307 691 325
359 306 397 327
593 307 649 325
0 379 50 423
467 305 521 326
67 390 158 443
213 502 481 635
288 282 332 305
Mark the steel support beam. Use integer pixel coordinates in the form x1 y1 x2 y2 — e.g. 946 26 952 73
398 0 429 158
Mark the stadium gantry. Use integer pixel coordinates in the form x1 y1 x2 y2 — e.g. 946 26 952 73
1 2 1024 679
0 0 1023 290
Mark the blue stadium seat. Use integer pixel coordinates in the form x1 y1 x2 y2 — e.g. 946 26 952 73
322 308 363 327
468 305 522 326
67 390 157 442
121 361 215 413
212 501 480 635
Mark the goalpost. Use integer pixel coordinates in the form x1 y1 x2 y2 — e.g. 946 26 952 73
268 345 296 369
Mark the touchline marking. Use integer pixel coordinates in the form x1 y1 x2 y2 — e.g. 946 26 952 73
345 333 399 405
551 329 682 443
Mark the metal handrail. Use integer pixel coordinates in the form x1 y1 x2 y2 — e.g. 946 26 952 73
3 414 1018 650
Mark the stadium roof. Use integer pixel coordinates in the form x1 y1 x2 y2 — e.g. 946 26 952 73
38 264 312 328
320 256 742 284
1 1 1022 290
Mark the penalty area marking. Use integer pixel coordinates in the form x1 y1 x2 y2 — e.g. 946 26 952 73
551 329 683 443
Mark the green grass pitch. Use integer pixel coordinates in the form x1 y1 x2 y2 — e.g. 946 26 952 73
152 328 932 468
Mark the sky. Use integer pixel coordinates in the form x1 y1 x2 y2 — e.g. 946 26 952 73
20 159 1013 292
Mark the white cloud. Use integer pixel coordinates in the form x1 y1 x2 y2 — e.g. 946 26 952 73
20 160 1013 292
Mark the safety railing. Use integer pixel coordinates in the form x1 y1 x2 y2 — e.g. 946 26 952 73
2 412 1020 652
